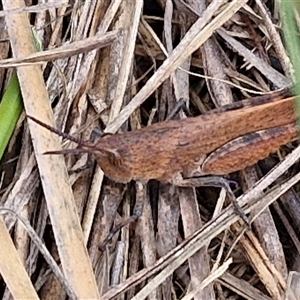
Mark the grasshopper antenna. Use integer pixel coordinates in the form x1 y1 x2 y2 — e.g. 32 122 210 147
27 115 86 145
26 115 117 157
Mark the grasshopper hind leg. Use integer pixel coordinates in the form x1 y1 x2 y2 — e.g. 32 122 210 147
171 174 250 226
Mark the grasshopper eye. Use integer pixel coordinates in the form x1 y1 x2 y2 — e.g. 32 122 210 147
106 149 122 167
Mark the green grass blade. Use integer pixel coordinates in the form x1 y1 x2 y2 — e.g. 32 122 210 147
279 1 300 126
0 29 41 161
0 71 22 159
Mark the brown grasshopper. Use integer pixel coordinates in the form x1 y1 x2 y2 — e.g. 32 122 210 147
28 93 297 184
27 93 298 227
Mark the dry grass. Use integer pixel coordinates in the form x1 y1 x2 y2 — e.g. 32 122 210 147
0 0 299 299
